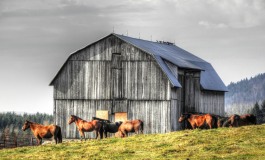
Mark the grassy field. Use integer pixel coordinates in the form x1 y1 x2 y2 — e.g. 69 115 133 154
0 125 264 160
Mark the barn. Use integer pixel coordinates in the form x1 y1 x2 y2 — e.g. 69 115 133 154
49 33 227 138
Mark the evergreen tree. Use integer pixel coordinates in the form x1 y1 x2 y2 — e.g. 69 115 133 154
261 100 265 123
251 102 262 124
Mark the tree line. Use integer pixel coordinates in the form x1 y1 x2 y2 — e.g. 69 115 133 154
0 112 53 134
249 100 265 124
225 73 265 115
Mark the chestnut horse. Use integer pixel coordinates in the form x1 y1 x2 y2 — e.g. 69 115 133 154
223 114 256 127
178 113 216 129
22 120 62 145
118 119 144 137
68 115 102 140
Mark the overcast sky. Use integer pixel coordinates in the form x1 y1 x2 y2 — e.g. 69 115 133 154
0 0 265 114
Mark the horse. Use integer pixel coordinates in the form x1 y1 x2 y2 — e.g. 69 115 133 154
118 119 144 137
101 121 123 138
223 114 256 127
178 113 216 129
92 117 122 138
68 115 102 140
217 116 229 128
22 120 62 145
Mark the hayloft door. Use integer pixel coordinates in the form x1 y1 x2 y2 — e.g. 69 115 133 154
111 53 123 99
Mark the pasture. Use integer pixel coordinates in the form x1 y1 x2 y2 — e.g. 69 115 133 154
0 125 264 160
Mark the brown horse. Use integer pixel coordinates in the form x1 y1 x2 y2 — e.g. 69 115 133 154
223 114 256 127
68 115 102 140
118 119 144 137
22 120 62 145
178 113 215 129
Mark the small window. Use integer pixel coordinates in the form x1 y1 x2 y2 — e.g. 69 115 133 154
96 110 109 120
115 112 127 122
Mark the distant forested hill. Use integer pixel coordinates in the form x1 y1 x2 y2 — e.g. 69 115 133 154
0 112 53 134
225 73 265 114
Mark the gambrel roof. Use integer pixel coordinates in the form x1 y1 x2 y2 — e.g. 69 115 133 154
50 33 227 92
114 34 227 92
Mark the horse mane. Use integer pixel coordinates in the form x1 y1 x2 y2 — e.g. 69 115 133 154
26 120 43 126
71 115 81 120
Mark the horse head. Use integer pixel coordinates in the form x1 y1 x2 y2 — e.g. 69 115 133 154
115 121 123 127
178 113 190 123
22 120 31 131
68 115 77 124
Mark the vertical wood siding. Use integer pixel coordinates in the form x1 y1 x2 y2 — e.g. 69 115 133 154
197 91 225 116
127 101 171 134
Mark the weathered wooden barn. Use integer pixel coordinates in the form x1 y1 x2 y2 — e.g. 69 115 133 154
50 33 227 138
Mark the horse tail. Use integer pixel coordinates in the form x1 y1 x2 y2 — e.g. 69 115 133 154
140 121 144 134
57 126 63 143
99 121 104 139
212 115 218 128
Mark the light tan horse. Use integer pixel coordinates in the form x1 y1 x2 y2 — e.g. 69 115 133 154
68 115 102 140
118 119 144 137
22 120 62 145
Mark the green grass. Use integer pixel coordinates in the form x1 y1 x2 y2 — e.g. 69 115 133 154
1 125 265 160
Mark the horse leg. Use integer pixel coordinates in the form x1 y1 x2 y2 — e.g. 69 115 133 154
54 135 58 144
37 138 42 145
95 130 99 139
99 130 103 139
119 130 125 138
104 131 107 138
191 122 196 129
135 129 138 135
208 122 212 129
79 131 85 141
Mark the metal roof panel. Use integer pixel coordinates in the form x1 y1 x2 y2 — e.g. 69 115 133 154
114 34 227 92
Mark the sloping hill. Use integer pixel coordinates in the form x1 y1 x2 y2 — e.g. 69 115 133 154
0 125 265 159
225 73 265 114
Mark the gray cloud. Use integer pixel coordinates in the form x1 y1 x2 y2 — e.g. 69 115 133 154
0 0 265 113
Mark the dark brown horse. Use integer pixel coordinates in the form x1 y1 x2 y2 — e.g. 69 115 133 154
100 121 123 138
223 114 256 127
178 113 215 129
22 120 62 145
92 117 122 138
217 116 229 128
68 115 102 140
118 119 144 137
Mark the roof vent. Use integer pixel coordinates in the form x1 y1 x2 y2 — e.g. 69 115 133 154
157 41 174 45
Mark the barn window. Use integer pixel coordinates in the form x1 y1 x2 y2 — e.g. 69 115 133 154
96 110 109 120
115 112 127 122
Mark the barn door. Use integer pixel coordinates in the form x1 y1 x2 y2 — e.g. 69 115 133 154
111 53 123 99
184 72 196 112
179 71 196 129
